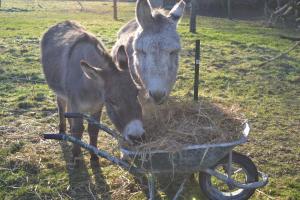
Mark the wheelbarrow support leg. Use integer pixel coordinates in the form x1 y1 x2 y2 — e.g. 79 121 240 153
226 150 235 190
147 173 156 200
172 177 188 200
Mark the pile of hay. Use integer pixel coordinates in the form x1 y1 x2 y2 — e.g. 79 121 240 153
121 98 245 152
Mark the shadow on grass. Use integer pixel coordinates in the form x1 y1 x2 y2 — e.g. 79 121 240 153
131 162 208 200
0 8 33 12
92 165 111 200
157 174 207 200
59 141 111 200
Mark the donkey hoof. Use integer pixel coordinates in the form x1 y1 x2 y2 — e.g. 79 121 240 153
90 157 100 168
90 154 99 162
59 131 66 134
59 126 66 134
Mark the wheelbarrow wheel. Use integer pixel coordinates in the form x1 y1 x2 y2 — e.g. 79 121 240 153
199 151 258 200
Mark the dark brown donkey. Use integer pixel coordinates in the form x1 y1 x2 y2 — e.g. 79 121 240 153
41 21 145 162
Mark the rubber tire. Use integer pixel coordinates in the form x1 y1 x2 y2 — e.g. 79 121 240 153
199 151 259 200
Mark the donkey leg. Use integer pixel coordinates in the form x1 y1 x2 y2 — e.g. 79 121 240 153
71 118 84 158
88 108 102 162
68 104 84 160
57 96 66 133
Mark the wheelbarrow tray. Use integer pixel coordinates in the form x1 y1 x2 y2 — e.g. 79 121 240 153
43 115 268 199
120 124 250 174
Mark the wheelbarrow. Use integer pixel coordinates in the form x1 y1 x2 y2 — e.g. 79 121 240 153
43 113 268 200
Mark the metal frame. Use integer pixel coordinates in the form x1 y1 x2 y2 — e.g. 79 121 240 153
43 112 268 200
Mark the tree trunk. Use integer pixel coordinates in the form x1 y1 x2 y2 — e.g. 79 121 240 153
190 0 197 33
264 0 268 19
227 0 232 19
113 0 117 20
277 0 281 8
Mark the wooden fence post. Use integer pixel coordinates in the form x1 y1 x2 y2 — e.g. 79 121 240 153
227 0 232 19
113 0 117 20
190 0 197 33
194 40 200 101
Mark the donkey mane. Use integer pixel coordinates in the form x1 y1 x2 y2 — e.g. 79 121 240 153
68 32 115 70
151 9 173 26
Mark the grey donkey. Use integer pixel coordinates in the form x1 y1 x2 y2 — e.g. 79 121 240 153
41 21 145 162
112 0 185 104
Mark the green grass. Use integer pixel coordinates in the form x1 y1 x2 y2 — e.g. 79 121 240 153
0 0 300 199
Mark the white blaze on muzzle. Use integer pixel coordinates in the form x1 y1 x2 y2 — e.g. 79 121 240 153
123 119 145 141
148 77 165 91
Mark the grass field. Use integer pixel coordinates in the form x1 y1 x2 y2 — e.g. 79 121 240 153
0 0 299 199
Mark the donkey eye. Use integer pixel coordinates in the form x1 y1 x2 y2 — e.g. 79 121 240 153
107 99 117 106
135 89 139 97
109 102 120 111
109 101 115 105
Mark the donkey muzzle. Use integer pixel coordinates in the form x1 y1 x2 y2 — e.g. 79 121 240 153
149 90 166 104
123 119 145 142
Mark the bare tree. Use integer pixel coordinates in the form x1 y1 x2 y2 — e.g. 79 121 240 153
77 1 84 11
266 0 300 27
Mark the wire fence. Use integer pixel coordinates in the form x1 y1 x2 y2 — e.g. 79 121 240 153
0 0 299 116
0 76 47 84
0 0 134 17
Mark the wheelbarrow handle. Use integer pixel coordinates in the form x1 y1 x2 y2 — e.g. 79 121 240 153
63 112 121 140
64 112 83 119
43 133 65 140
43 133 145 175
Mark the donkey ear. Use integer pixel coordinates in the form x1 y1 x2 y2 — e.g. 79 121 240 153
136 0 154 29
80 60 105 80
116 46 129 70
168 0 186 24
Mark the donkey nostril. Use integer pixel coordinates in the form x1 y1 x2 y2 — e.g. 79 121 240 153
149 91 166 103
123 119 144 144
